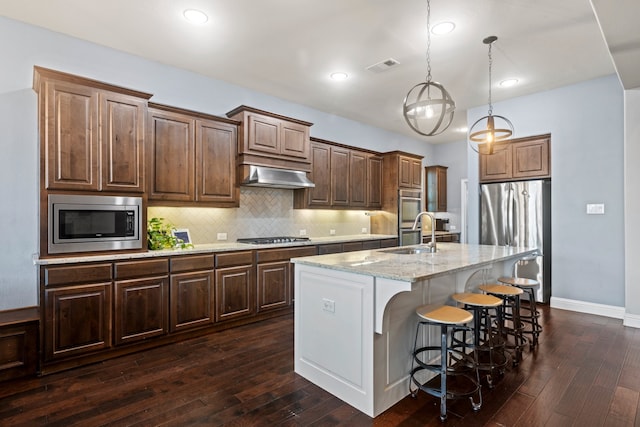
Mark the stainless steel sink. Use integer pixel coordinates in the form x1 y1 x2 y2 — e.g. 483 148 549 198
380 245 436 255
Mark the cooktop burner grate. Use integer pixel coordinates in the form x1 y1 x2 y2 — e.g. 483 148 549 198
237 236 311 245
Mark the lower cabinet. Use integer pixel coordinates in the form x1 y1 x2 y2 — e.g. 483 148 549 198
170 255 215 332
215 251 255 322
44 283 112 361
114 277 168 345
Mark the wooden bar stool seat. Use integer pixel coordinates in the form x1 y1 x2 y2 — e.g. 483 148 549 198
410 305 482 421
498 276 542 349
452 293 509 387
478 284 525 365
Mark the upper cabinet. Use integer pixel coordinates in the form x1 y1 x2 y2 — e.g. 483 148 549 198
147 103 239 207
293 138 382 209
479 134 551 183
34 66 151 193
226 105 313 171
425 165 447 212
383 151 423 190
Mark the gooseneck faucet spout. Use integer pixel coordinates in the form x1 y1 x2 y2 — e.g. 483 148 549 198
412 211 437 252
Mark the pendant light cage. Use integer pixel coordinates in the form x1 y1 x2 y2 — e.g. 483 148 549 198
402 0 455 137
469 36 514 155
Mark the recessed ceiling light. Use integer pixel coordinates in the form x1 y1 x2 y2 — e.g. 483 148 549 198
500 78 519 88
431 22 455 35
330 72 349 81
183 9 208 24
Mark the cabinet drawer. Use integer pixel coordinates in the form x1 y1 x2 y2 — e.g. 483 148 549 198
43 263 112 286
215 251 253 268
379 238 399 248
317 243 342 255
362 240 381 250
171 255 215 273
342 241 364 252
256 246 316 263
114 259 169 279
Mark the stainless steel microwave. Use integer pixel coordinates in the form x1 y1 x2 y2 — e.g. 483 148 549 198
48 194 143 254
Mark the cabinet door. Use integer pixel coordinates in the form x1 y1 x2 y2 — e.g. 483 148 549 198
331 147 350 206
426 165 447 212
257 261 290 312
100 92 146 193
512 138 550 179
114 276 168 345
215 265 254 322
148 109 195 201
349 151 367 207
281 121 309 159
367 155 383 208
305 142 331 207
170 270 215 332
479 147 513 182
44 283 112 361
248 113 280 155
411 158 423 188
196 119 238 204
44 80 99 191
398 156 412 188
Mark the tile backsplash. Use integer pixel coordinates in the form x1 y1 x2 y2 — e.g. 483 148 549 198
148 188 371 244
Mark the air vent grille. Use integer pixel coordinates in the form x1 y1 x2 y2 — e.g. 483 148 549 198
366 58 400 73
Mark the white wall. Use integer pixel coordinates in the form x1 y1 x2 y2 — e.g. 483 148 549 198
467 74 625 308
624 89 640 326
431 139 467 230
0 16 433 310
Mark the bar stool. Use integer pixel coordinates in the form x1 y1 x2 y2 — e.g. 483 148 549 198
451 293 509 387
498 276 542 349
410 305 482 421
478 284 525 366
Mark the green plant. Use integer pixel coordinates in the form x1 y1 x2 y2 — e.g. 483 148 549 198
147 217 192 250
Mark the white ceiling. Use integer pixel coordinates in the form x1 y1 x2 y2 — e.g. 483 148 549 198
1 0 636 143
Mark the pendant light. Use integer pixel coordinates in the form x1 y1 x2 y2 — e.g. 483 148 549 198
468 36 514 155
402 0 455 137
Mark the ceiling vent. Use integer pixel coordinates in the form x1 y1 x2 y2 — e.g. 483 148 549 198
366 58 400 73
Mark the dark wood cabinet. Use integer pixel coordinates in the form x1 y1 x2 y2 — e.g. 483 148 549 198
34 66 150 193
170 255 215 332
331 146 350 206
399 155 422 189
479 134 550 182
367 154 383 209
0 308 39 381
215 251 254 322
44 283 112 361
147 103 239 206
294 138 383 210
113 258 169 346
227 105 313 171
425 165 448 212
114 276 168 345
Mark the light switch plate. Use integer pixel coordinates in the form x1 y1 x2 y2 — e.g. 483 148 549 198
299 229 307 236
329 229 336 235
217 233 227 241
586 203 605 215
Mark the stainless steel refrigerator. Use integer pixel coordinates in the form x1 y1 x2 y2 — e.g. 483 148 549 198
480 180 551 303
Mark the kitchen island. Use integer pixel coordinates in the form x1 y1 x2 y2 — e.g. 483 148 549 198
291 243 537 417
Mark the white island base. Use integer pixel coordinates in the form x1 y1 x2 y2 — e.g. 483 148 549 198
293 243 535 417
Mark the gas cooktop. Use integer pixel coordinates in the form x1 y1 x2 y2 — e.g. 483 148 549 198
237 236 311 245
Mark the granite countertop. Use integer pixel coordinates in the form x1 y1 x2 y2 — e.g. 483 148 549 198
291 243 537 283
36 234 398 265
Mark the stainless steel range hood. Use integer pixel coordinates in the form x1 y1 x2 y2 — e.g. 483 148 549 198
241 165 315 189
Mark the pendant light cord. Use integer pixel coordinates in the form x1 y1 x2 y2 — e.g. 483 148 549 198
425 0 432 83
487 41 493 115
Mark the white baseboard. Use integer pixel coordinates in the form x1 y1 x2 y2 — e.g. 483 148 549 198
550 297 625 319
623 313 640 328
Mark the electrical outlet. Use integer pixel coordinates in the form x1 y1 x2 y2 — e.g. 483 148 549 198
586 203 605 215
322 298 335 313
217 233 227 241
449 225 457 230
361 227 368 234
299 229 307 236
329 229 336 235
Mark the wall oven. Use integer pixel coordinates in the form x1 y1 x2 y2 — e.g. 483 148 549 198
398 189 422 246
48 194 143 254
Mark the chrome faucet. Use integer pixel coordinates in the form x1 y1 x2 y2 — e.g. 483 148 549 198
412 211 436 252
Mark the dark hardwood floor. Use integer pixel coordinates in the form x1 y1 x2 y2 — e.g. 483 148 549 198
1 305 639 426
